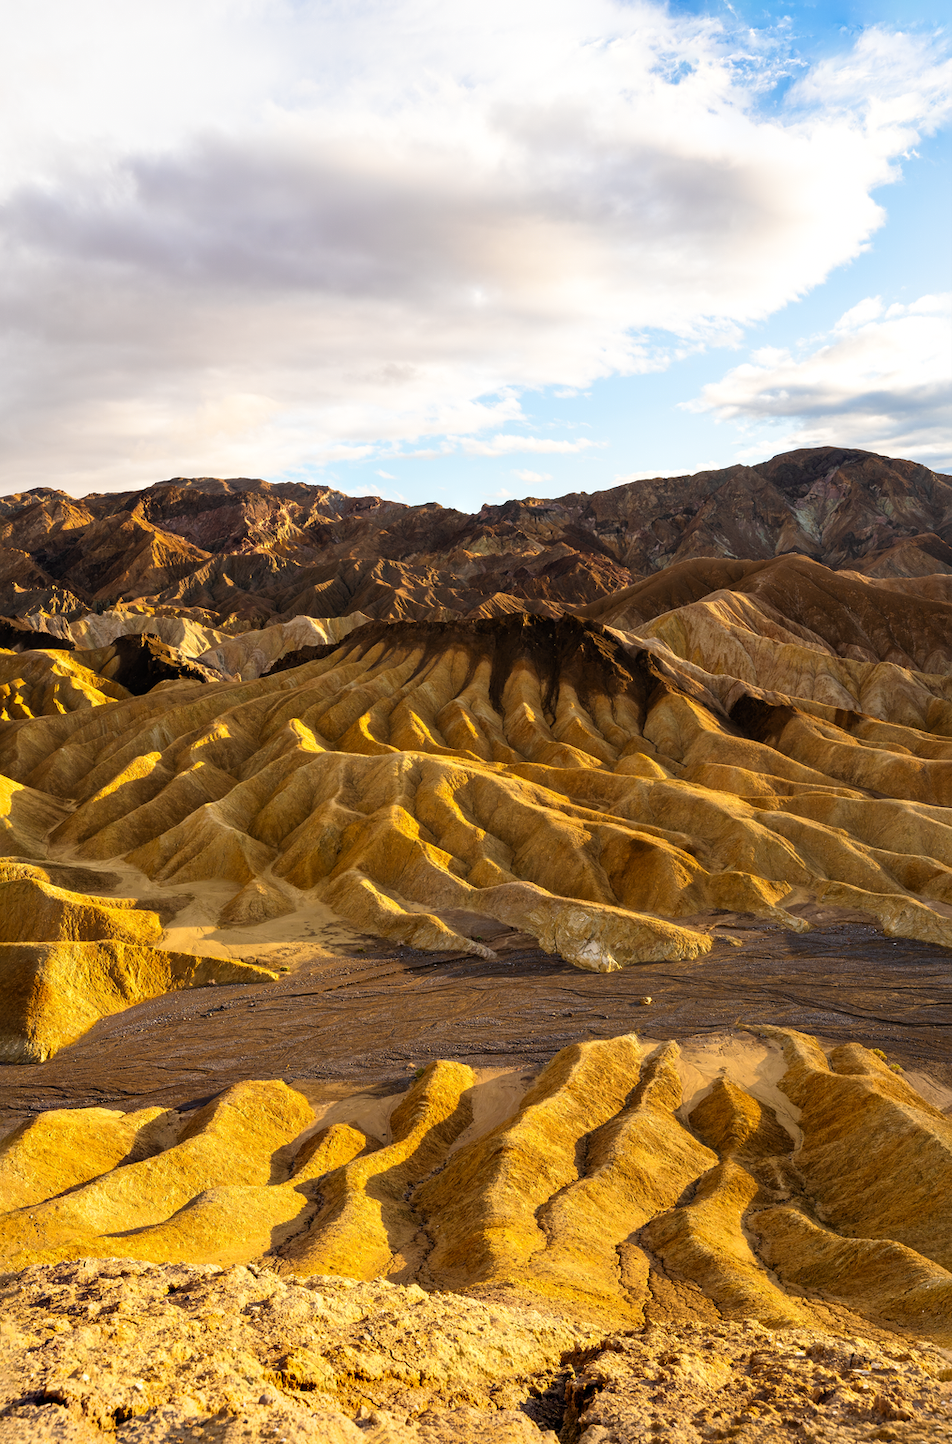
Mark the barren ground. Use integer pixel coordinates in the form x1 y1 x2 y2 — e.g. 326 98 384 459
2 917 949 1131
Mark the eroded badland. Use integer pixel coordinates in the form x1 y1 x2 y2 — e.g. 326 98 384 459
0 446 950 1443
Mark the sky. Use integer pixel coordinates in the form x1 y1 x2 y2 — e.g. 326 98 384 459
0 0 949 512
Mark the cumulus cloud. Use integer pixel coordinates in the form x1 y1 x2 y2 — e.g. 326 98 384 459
512 468 553 483
0 1 948 492
688 293 952 469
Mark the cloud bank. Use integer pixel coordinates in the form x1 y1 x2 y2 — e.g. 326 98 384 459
690 294 952 469
0 1 948 492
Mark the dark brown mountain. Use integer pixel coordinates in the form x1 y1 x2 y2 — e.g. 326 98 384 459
0 446 948 634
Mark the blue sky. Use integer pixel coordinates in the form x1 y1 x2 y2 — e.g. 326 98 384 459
0 0 948 505
323 0 952 510
367 124 951 513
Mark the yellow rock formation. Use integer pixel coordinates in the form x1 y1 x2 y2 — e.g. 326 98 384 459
0 1079 312 1267
755 1025 952 1271
415 1036 646 1300
426 1040 717 1325
1 1030 949 1349
282 1060 475 1281
2 611 952 1050
0 871 164 945
0 1103 171 1212
0 940 275 1062
0 646 131 718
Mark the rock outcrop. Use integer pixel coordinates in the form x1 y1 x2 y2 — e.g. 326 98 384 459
1 1031 950 1352
0 1261 583 1442
563 1321 952 1443
2 1262 951 1443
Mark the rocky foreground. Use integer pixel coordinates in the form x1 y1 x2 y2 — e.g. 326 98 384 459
2 1263 951 1443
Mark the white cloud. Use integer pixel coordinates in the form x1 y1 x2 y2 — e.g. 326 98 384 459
0 3 948 492
687 292 952 469
459 435 600 457
512 468 553 482
833 297 885 333
614 461 721 482
393 430 598 459
787 26 951 128
375 469 397 479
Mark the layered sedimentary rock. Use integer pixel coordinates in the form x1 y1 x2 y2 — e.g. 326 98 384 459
2 596 952 1053
577 552 952 673
1 1031 950 1353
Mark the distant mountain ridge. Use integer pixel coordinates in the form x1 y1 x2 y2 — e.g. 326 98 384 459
0 445 949 632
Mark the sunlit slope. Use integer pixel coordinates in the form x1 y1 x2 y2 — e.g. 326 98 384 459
0 647 131 719
1 1030 949 1347
0 859 276 1061
578 552 952 673
1 614 952 992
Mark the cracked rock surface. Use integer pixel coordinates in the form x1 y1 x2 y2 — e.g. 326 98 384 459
565 1321 952 1443
1 1263 950 1443
0 1260 578 1443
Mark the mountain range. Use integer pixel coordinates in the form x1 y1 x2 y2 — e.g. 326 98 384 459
1 446 950 639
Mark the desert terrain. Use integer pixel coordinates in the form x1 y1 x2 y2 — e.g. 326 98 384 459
0 446 950 1442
